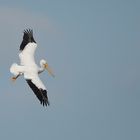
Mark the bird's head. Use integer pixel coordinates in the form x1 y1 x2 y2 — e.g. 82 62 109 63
40 59 55 77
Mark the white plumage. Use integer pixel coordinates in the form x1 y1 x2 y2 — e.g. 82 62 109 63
10 29 54 107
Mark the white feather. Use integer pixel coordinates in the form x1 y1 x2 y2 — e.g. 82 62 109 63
10 42 46 90
10 63 25 76
19 42 37 66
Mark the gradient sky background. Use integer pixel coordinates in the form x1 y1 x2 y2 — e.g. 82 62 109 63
0 0 139 140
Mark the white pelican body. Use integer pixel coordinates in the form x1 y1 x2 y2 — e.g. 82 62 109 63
10 29 54 106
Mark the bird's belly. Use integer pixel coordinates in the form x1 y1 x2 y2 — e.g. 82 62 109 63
19 52 39 79
24 66 38 79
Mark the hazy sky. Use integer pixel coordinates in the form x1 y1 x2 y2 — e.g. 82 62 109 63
0 0 140 140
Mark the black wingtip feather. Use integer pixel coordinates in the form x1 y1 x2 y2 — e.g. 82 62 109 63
20 28 36 51
26 79 50 107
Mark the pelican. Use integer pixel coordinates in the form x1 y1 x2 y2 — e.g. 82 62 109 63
10 29 54 107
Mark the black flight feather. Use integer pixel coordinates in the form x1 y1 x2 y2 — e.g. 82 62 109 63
26 79 49 107
20 29 36 51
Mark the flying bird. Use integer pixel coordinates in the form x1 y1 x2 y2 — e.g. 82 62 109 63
10 29 54 107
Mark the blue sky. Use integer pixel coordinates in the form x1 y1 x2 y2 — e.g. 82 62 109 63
0 0 140 140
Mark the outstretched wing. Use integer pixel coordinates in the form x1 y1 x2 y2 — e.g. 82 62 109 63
20 29 36 51
26 79 49 106
19 29 37 66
